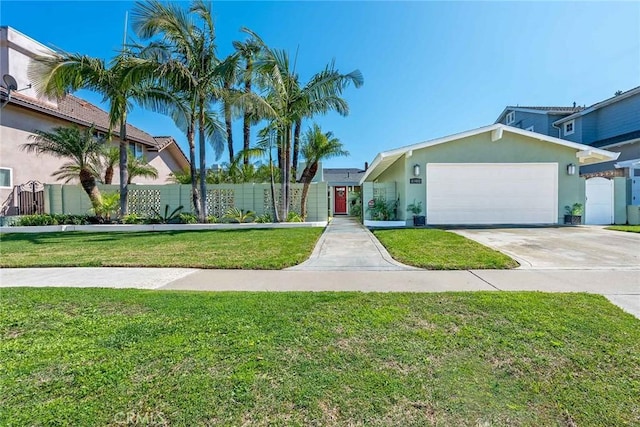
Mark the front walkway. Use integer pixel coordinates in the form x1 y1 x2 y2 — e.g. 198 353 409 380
286 216 417 271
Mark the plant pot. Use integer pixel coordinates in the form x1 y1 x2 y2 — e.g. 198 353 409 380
564 215 582 225
413 215 426 226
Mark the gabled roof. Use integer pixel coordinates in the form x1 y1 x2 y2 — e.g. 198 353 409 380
553 86 640 125
2 89 190 167
494 105 583 123
360 124 619 184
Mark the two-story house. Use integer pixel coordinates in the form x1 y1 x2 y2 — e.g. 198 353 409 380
0 26 190 214
495 87 640 179
494 105 584 137
551 87 640 178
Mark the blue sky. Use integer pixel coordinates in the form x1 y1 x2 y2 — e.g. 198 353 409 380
2 1 639 169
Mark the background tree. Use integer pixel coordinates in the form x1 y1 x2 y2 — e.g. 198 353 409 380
21 126 104 211
298 124 348 219
127 150 159 184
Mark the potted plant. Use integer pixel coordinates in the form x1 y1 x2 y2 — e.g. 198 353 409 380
564 203 583 225
407 200 425 226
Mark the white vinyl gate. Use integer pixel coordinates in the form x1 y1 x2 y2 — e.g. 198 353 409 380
585 177 614 225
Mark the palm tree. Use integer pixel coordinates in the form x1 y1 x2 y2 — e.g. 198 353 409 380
29 50 152 216
21 126 104 211
233 35 262 166
132 0 225 222
127 150 159 184
246 29 363 219
298 124 348 220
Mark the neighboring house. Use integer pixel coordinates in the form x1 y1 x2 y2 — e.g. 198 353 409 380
360 124 620 226
495 105 584 137
0 26 189 213
323 167 366 216
551 87 640 179
496 87 640 180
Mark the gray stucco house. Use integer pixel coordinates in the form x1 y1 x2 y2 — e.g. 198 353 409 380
360 124 619 226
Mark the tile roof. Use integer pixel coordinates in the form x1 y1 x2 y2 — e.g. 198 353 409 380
4 89 159 147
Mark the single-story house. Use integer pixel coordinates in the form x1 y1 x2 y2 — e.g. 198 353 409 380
360 124 621 226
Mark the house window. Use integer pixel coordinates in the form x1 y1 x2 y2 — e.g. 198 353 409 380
526 125 534 131
129 142 144 158
506 111 515 125
564 120 575 136
0 167 12 188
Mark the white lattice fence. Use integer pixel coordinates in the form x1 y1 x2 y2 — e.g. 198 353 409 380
263 188 302 214
128 189 161 215
204 189 235 218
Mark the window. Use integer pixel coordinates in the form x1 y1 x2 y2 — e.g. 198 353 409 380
526 125 534 131
506 111 515 125
564 120 575 136
0 168 12 188
129 142 144 158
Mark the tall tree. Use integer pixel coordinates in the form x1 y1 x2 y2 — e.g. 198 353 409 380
132 0 225 222
298 124 348 220
246 29 363 219
29 51 158 216
21 126 104 211
233 35 262 166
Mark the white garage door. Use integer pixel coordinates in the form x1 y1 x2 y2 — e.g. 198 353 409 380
426 163 558 225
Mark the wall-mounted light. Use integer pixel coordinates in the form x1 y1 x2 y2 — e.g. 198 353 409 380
413 164 420 177
566 163 576 176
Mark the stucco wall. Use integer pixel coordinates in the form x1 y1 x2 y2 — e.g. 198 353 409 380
382 131 587 224
1 103 180 205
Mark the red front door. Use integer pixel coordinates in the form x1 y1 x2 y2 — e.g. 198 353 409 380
334 186 347 214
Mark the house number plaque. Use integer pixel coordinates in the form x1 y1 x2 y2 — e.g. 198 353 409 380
409 178 422 184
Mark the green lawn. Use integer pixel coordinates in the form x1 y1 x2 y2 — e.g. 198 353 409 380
606 225 640 233
373 229 518 269
0 229 323 269
1 289 638 426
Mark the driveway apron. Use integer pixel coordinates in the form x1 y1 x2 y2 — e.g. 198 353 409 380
286 216 417 271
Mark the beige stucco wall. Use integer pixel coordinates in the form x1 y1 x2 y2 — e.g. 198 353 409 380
1 104 181 204
368 131 588 224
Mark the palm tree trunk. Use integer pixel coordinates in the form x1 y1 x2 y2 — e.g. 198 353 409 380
299 162 318 220
224 82 234 164
198 102 207 223
104 166 114 185
282 124 292 219
292 118 301 179
187 125 200 218
79 168 103 213
243 63 252 167
118 118 128 216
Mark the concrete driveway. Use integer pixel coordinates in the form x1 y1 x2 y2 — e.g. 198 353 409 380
452 226 640 269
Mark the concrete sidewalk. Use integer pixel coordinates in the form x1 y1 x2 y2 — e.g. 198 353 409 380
286 216 417 271
2 267 638 318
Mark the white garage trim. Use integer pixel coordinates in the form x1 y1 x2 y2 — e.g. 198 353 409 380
426 163 558 225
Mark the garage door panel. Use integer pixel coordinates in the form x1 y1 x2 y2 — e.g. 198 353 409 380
426 163 558 225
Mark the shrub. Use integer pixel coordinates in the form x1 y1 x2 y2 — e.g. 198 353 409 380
206 215 218 224
147 205 185 224
12 214 92 226
122 213 144 224
367 197 398 221
255 213 273 223
178 213 198 224
286 211 303 223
